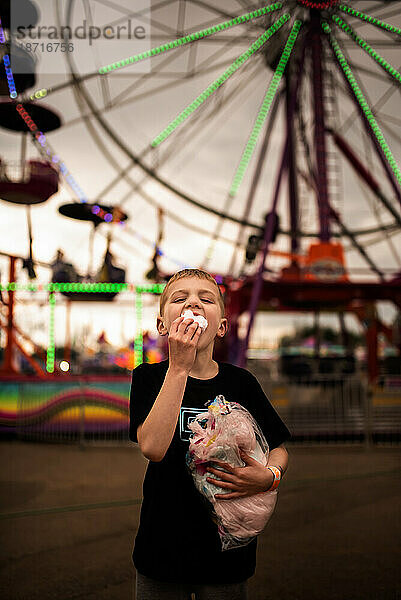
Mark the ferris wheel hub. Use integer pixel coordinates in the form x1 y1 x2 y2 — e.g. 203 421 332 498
297 0 339 9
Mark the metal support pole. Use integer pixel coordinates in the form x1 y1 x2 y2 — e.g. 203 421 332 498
79 388 86 450
366 303 379 384
311 11 331 241
286 71 300 255
2 256 17 374
313 311 321 358
329 206 384 280
329 130 401 228
64 299 71 365
46 292 56 373
225 284 242 365
237 143 289 367
134 290 143 366
88 225 95 278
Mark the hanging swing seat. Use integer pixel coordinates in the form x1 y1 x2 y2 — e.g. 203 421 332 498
51 251 126 302
0 159 59 204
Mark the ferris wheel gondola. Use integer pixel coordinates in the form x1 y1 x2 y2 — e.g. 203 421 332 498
0 99 61 278
55 203 128 301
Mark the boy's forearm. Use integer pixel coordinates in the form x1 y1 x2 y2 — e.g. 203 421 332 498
138 366 188 462
268 445 288 477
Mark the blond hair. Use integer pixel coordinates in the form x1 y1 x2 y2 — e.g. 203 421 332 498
159 269 225 317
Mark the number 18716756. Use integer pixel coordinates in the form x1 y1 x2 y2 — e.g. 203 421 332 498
23 42 74 53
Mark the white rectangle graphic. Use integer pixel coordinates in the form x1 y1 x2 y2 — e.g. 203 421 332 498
180 407 208 442
10 0 151 75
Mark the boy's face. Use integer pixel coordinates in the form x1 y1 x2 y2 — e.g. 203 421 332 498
157 277 227 348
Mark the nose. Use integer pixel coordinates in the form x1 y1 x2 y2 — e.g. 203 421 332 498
184 295 201 311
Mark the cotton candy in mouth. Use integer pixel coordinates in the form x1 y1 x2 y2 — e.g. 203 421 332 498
181 309 208 331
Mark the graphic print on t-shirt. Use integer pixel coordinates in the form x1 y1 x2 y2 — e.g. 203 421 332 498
179 406 208 442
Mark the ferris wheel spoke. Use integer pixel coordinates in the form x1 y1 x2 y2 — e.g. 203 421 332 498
68 62 265 229
70 75 243 247
99 64 263 244
351 2 393 17
98 2 284 75
324 23 401 206
379 112 401 130
65 31 269 230
62 55 240 131
219 90 283 274
380 119 401 148
234 0 257 9
364 6 401 24
112 30 252 108
332 15 401 85
229 19 303 197
151 13 291 147
337 4 401 36
364 189 401 268
108 44 193 107
82 0 114 112
150 62 262 178
30 2 283 101
95 59 260 213
93 0 178 37
329 208 384 280
337 58 393 85
353 228 401 251
338 71 400 135
186 0 269 30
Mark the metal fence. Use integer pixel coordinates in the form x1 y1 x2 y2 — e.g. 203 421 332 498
256 373 401 446
2 374 400 446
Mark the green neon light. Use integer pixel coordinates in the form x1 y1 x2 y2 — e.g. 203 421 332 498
229 19 302 197
322 22 401 190
338 5 401 36
99 3 283 75
332 15 401 84
135 284 166 294
151 14 291 147
46 292 56 373
1 282 166 293
48 282 129 293
134 291 143 366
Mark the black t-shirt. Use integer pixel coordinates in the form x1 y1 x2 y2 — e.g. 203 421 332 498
129 359 291 585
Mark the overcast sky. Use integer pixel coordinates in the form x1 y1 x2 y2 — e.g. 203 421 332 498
1 0 400 348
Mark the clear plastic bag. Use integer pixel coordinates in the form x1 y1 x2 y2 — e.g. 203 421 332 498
186 395 278 551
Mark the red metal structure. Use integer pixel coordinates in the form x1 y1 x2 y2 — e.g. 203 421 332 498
223 4 401 381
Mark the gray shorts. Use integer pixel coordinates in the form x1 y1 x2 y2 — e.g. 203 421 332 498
135 571 248 600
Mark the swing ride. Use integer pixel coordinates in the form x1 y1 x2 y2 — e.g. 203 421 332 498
0 0 400 385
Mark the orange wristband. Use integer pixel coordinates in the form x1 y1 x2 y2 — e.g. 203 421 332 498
267 466 281 491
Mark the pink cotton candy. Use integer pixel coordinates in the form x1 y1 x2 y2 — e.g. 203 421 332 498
213 489 277 538
186 396 278 551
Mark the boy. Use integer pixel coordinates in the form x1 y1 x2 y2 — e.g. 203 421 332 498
129 269 290 600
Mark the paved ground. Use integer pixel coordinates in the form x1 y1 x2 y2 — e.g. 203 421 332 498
0 441 400 600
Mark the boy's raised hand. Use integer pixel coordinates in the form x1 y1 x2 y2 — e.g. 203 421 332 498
168 316 202 374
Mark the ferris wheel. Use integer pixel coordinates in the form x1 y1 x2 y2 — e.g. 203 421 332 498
40 0 401 283
1 0 400 377
1 0 400 282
